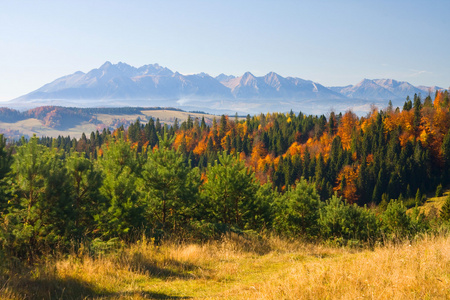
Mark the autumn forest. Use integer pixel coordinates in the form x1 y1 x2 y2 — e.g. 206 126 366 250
0 91 449 258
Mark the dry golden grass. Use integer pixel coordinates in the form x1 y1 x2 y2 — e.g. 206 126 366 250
420 193 447 218
1 234 449 299
0 109 217 139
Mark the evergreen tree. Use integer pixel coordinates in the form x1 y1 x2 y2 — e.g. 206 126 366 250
435 184 443 197
319 193 378 243
141 132 200 234
273 178 321 239
440 194 450 221
441 129 450 178
4 136 74 256
0 134 12 214
66 151 104 238
381 199 411 241
202 152 259 229
97 134 143 239
413 94 422 131
415 188 422 206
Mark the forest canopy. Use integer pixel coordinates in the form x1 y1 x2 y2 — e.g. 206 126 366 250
1 91 450 260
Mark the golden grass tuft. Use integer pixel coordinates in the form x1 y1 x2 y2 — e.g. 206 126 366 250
1 233 449 299
229 235 450 299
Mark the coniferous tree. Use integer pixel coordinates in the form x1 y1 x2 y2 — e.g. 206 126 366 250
97 133 143 239
441 128 450 179
5 136 74 256
202 152 259 229
381 199 411 241
440 194 450 221
141 132 200 234
435 184 443 197
66 151 104 238
0 134 12 214
319 193 378 243
273 178 321 239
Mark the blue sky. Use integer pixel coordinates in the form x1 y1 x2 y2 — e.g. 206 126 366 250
0 0 449 101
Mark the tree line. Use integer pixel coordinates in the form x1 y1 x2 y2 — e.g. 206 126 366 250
1 91 450 261
45 91 450 205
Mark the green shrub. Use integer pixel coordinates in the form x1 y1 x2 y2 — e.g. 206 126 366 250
272 178 322 239
381 199 412 241
319 193 379 245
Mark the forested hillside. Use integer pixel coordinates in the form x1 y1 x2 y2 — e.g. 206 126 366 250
1 91 450 263
44 90 450 205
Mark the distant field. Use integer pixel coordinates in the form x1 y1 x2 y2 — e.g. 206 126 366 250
0 109 217 139
0 118 101 139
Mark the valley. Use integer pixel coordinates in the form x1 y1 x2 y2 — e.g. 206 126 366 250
0 106 216 139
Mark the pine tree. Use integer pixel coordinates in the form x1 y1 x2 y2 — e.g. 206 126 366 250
440 194 450 221
273 178 321 238
202 151 259 228
66 151 104 238
381 199 411 241
0 134 12 214
6 136 75 255
436 184 443 197
413 94 422 131
97 133 143 239
441 129 450 176
141 132 200 233
219 115 227 138
415 188 422 206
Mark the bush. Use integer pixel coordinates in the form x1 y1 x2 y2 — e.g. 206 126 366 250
272 178 322 239
381 199 412 241
319 193 379 245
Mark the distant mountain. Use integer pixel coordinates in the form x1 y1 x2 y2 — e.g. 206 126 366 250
18 62 232 101
336 79 396 100
215 73 236 82
7 62 446 115
330 78 442 101
220 71 343 100
416 85 444 95
373 79 424 99
14 63 343 103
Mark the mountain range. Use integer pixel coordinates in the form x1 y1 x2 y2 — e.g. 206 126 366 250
7 62 445 115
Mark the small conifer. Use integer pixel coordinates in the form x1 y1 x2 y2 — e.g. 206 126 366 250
440 195 450 221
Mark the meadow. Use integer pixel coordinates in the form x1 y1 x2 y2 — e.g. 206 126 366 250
1 233 449 299
0 107 215 139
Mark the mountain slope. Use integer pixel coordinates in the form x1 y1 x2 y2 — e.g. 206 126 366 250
13 62 346 103
14 62 233 101
7 62 445 115
336 79 396 100
221 71 343 100
373 79 425 99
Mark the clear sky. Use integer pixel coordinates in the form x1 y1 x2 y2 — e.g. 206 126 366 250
0 0 449 101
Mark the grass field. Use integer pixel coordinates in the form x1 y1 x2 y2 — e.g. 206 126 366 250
0 110 217 139
419 193 448 218
1 233 449 299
